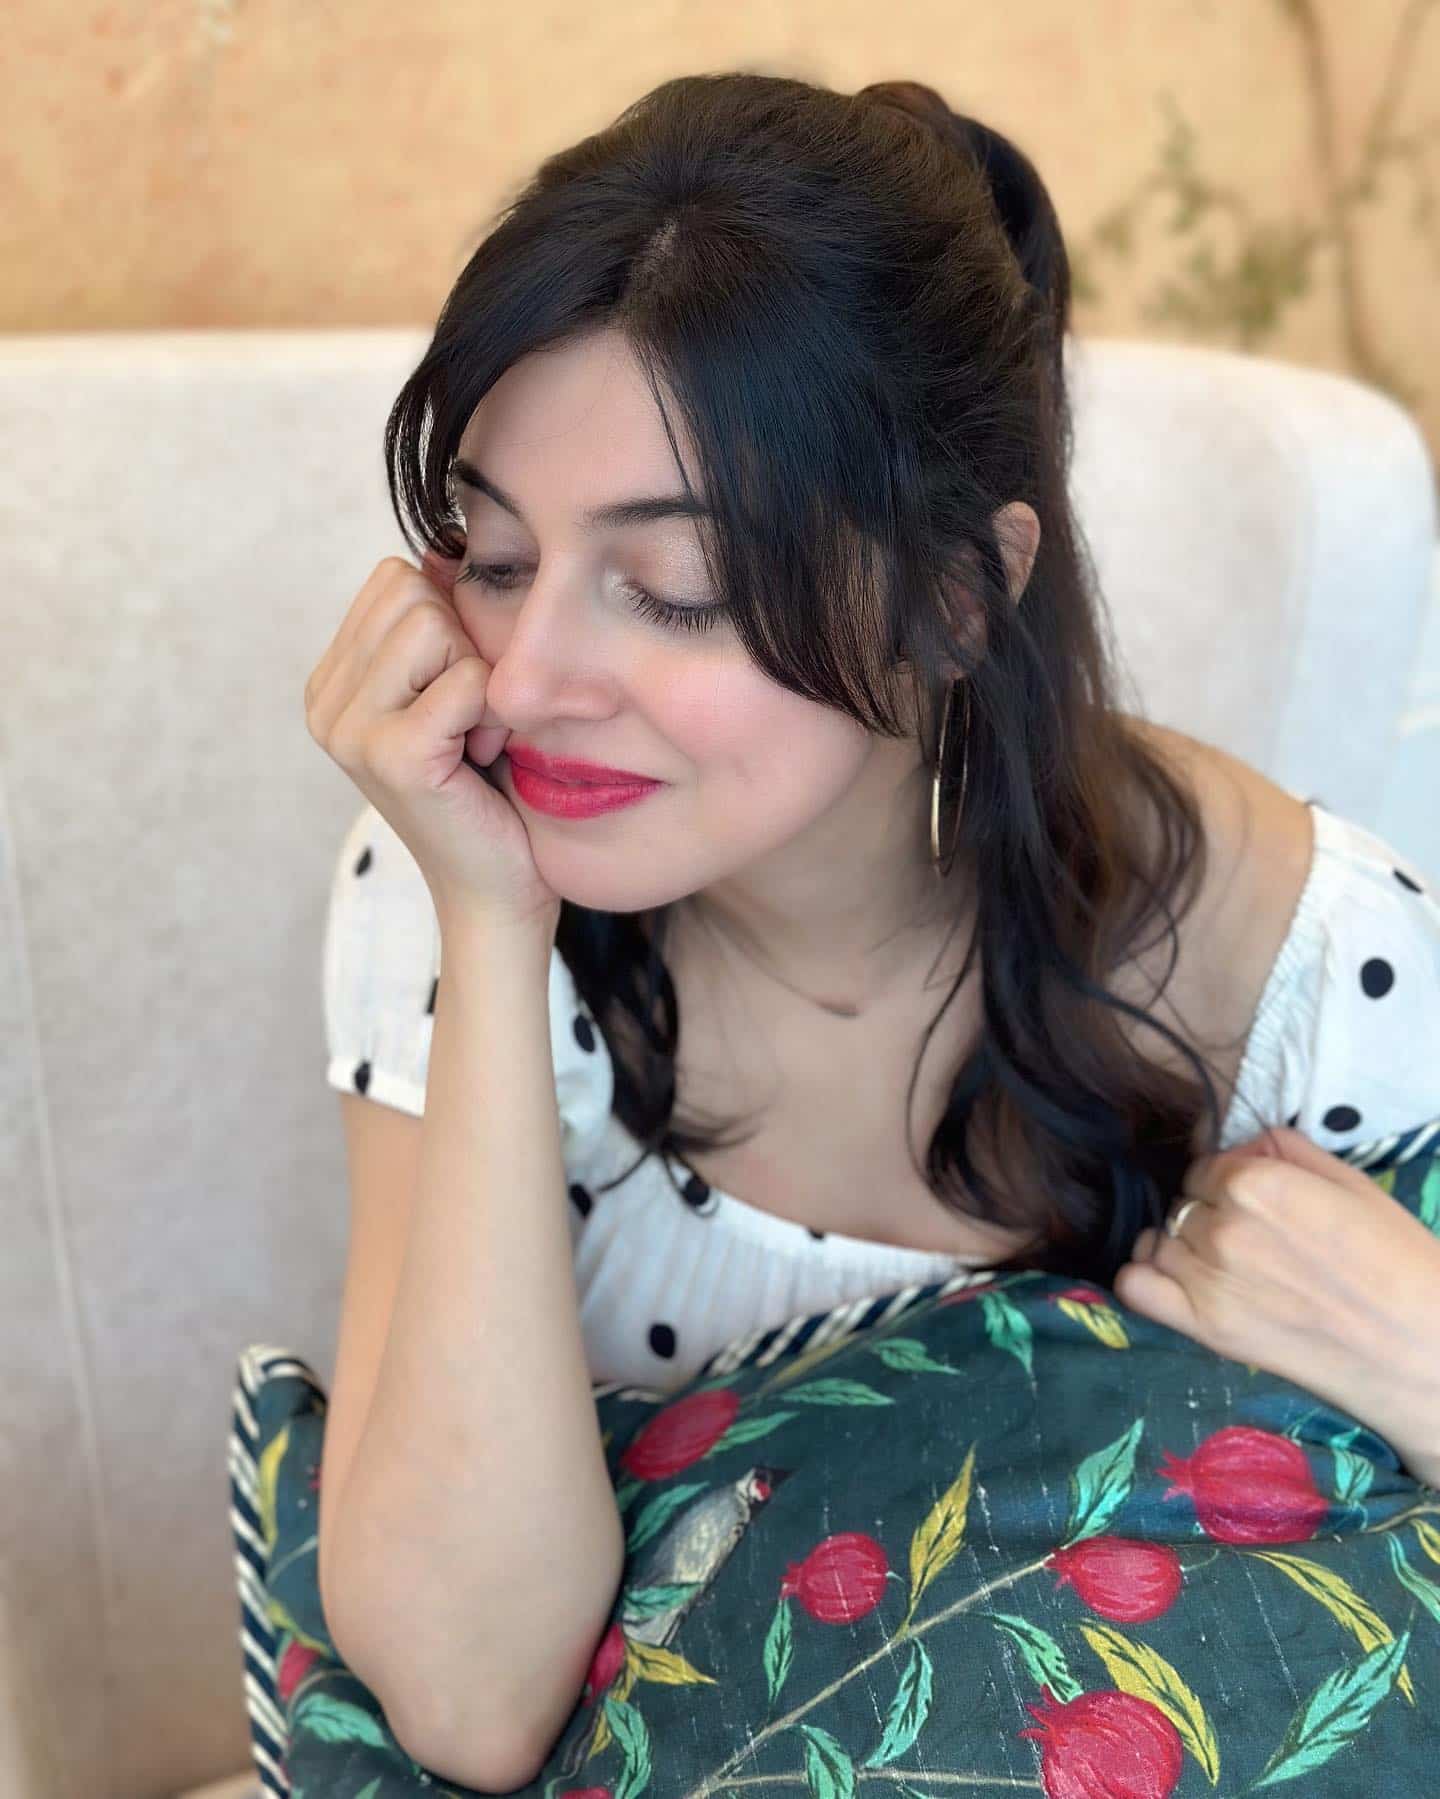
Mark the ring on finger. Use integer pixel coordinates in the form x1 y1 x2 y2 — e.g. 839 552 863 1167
1165 1196 1204 1242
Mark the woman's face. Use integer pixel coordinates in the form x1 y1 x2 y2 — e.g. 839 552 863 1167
449 326 920 924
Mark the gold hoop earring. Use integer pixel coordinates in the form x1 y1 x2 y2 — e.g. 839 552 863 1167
930 679 971 880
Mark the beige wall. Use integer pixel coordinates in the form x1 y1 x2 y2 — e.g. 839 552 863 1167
9 0 1440 472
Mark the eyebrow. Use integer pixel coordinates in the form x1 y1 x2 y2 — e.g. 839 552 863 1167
448 456 711 531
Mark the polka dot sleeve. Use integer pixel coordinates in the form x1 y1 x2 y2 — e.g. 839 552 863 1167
322 800 617 1163
1221 803 1440 1151
323 802 439 1117
546 937 617 1167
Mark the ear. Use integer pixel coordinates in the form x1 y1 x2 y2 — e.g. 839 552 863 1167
995 501 1040 605
939 501 1041 676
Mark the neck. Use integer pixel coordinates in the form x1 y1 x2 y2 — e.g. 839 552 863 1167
668 872 975 1021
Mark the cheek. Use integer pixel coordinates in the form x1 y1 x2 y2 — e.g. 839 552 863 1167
661 675 864 814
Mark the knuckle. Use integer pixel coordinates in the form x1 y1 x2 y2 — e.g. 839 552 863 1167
1207 1210 1245 1260
1233 1159 1289 1211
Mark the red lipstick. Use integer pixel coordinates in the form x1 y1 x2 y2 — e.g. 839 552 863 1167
503 742 664 820
505 742 658 786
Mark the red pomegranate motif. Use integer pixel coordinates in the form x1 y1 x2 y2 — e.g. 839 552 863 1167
1018 1686 1184 1798
581 1621 628 1705
1159 1425 1329 1544
778 1532 891 1624
1046 1538 1183 1623
1052 1285 1108 1306
276 1638 319 1705
618 1387 742 1481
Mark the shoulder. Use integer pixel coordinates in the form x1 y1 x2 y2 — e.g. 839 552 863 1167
1117 713 1315 935
1113 715 1318 1150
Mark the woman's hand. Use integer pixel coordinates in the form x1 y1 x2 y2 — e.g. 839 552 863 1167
1114 1125 1440 1486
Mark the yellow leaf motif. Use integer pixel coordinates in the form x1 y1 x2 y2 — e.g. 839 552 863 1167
257 1423 290 1555
264 1595 329 1657
1415 1519 1440 1567
585 1639 715 1760
1057 1298 1131 1349
624 1639 719 1688
1079 1623 1220 1785
908 1445 977 1615
1250 1551 1415 1704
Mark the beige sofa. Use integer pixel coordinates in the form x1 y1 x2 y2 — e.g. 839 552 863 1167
1 328 1437 1799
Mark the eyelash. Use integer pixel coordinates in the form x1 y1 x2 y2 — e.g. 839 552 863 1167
456 560 727 637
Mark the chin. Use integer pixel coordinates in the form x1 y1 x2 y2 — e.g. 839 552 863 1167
535 863 688 919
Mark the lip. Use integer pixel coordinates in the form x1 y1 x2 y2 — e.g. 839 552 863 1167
506 758 662 819
505 742 661 787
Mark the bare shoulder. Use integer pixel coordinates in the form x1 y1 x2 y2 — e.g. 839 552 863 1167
1115 714 1317 1150
1119 714 1315 915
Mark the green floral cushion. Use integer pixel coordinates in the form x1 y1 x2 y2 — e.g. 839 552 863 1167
229 1117 1440 1798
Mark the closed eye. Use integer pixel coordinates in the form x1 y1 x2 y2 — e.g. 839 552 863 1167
456 560 728 637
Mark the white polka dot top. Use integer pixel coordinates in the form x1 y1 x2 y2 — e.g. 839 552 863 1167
323 797 1440 1394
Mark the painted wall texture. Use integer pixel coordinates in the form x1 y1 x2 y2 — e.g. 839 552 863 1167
7 0 1439 468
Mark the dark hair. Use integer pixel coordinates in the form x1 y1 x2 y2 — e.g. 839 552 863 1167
384 70 1267 1287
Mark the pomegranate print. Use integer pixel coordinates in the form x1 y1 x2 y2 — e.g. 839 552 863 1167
1046 1539 1184 1623
1018 1686 1184 1798
1052 1285 1108 1306
618 1387 742 1481
581 1621 628 1705
275 1638 319 1705
1159 1425 1329 1544
778 1531 890 1624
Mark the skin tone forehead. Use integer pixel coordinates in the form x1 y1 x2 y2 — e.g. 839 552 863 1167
453 329 712 547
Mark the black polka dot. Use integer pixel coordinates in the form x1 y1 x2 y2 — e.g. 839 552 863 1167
353 1059 371 1096
573 1012 596 1053
1322 1104 1362 1133
354 845 372 877
1359 957 1395 999
649 1322 677 1360
680 1170 719 1217
569 1181 593 1221
426 975 438 1017
1394 867 1424 894
807 1227 827 1240
1286 1110 1301 1128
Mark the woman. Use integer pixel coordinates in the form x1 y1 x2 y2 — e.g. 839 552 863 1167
326 72 1440 1434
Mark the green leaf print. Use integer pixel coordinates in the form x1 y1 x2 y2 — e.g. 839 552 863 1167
982 1611 1084 1702
779 1378 896 1406
291 1692 389 1747
1065 1418 1145 1545
795 1722 856 1797
602 1693 654 1799
621 1580 703 1621
1249 1631 1411 1789
1386 1532 1440 1626
763 1596 794 1706
625 1481 710 1554
859 1639 934 1767
869 1337 962 1375
1418 1163 1440 1234
980 1289 1035 1377
1332 1444 1376 1510
711 1410 799 1451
